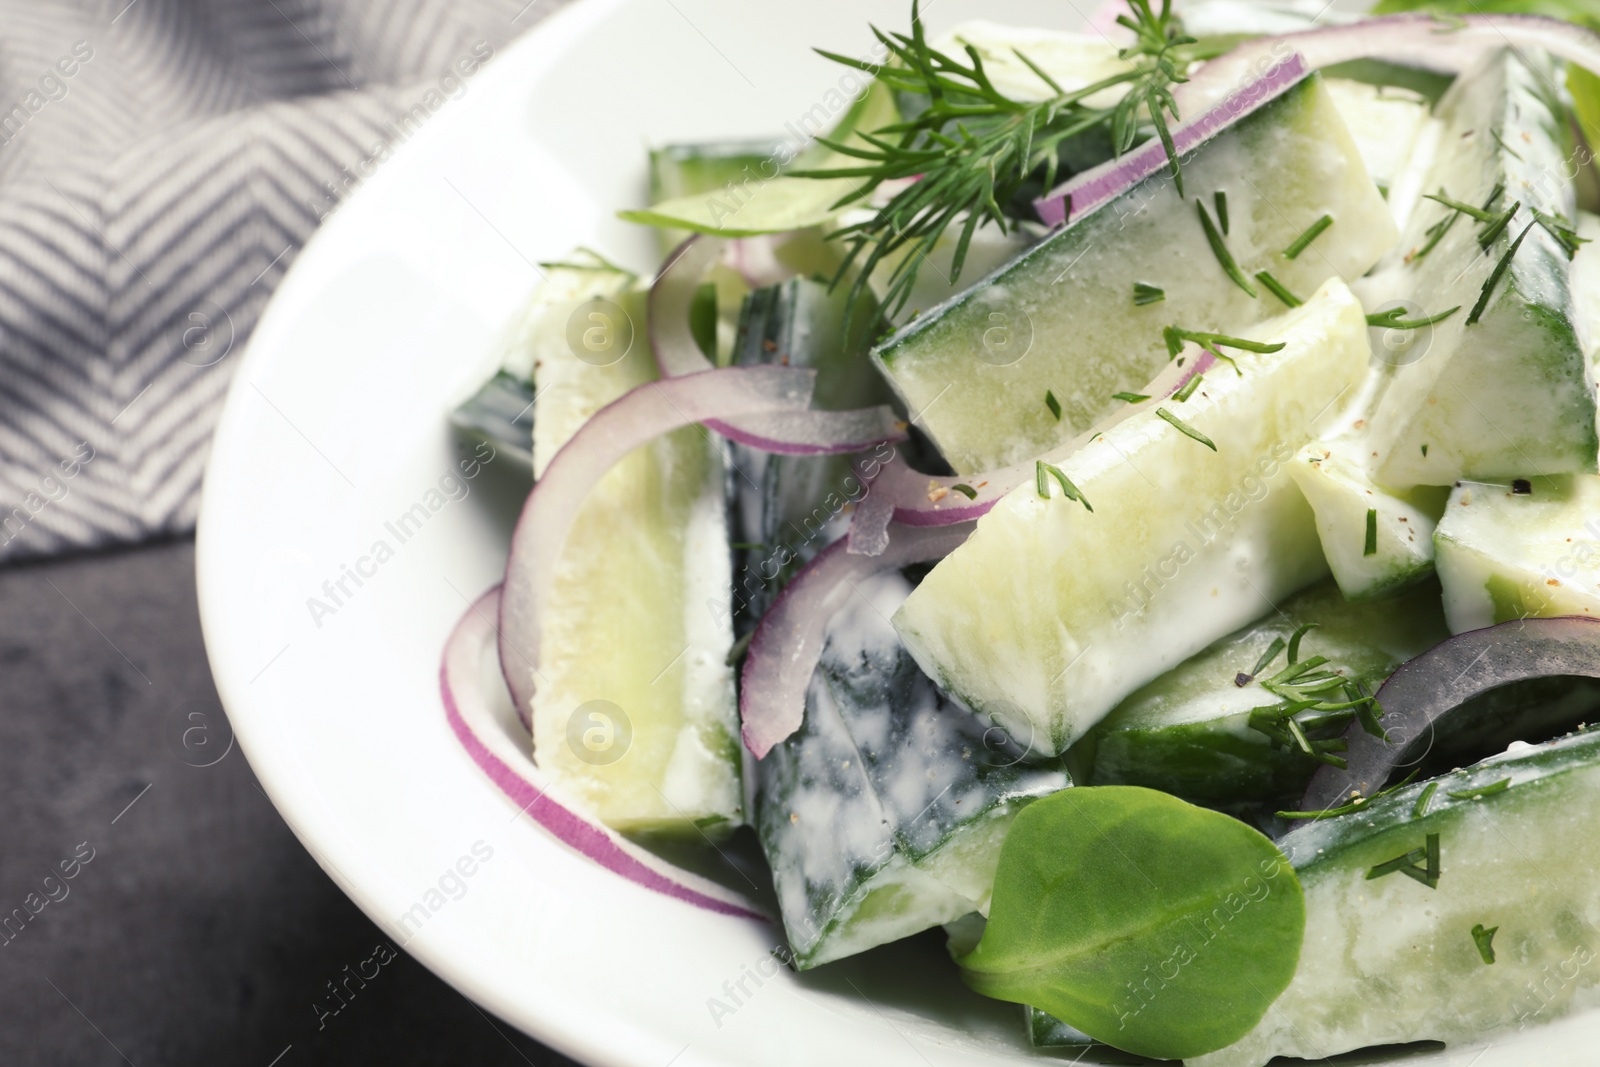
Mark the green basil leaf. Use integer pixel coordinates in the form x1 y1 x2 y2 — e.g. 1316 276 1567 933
956 786 1305 1059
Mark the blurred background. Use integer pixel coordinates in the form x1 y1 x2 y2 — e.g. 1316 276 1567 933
0 1 576 1062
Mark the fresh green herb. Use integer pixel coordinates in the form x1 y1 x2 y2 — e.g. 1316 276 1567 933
1283 214 1333 259
1045 390 1062 421
1409 211 1460 264
1421 189 1498 224
1198 200 1258 297
1172 373 1203 402
1476 201 1521 250
1251 637 1287 678
1490 128 1523 161
1532 207 1590 259
1411 183 1504 265
1365 305 1460 330
1421 444 1429 457
1156 407 1216 450
1467 220 1536 325
1277 770 1418 821
1414 780 1439 818
1214 190 1230 235
1255 271 1303 307
950 483 978 499
1471 923 1499 965
1363 508 1378 557
1036 461 1092 511
796 0 1210 318
1133 281 1167 306
1112 391 1151 403
1447 776 1511 800
1287 622 1317 665
1366 832 1440 889
958 787 1305 1060
1163 326 1284 375
1350 680 1386 739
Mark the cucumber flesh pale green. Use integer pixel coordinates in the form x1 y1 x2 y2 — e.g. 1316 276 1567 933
872 73 1395 474
893 280 1369 757
1367 49 1598 488
525 261 742 834
756 571 1067 968
1288 431 1449 601
1192 729 1600 1067
1435 475 1600 634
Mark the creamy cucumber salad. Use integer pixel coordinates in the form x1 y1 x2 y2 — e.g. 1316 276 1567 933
451 1 1600 1061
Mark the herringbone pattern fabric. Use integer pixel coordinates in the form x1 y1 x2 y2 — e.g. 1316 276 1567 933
0 0 554 562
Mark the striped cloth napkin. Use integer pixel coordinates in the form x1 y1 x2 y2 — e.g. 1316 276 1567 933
0 0 553 563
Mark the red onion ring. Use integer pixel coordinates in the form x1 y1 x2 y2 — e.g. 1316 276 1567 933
1035 53 1311 227
648 234 907 455
1301 616 1600 812
739 522 976 758
445 587 767 920
846 349 1217 555
498 365 817 720
1182 13 1600 115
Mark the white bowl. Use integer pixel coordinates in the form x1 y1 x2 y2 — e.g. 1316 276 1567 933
195 1 1599 1063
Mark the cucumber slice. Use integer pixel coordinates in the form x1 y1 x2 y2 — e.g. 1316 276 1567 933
525 261 742 834
1576 210 1600 352
1434 475 1600 633
931 22 1135 108
1288 432 1450 600
755 571 1068 969
1321 79 1432 198
893 279 1369 757
1074 579 1449 811
727 276 891 627
1367 49 1597 487
1192 728 1600 1067
872 73 1395 474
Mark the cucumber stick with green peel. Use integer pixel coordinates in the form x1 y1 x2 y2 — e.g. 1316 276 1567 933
525 263 743 835
756 571 1068 969
1192 728 1600 1067
1367 48 1597 487
727 276 892 627
1074 580 1449 811
893 280 1367 758
1435 475 1600 633
871 72 1395 474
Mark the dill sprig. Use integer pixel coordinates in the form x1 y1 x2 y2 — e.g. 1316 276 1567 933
1366 832 1441 889
1045 390 1062 420
1155 407 1215 450
1363 508 1378 557
1283 214 1333 260
1198 199 1257 297
1365 305 1460 330
1247 624 1388 771
1255 271 1302 307
1468 220 1536 325
1471 923 1498 965
1133 281 1166 306
794 0 1206 319
1035 460 1092 511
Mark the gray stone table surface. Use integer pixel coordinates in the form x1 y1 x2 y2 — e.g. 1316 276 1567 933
0 537 580 1066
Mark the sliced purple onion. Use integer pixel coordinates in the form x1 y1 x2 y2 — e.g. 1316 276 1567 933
499 365 817 719
740 522 975 758
445 587 768 920
846 348 1217 555
1034 53 1310 227
1182 14 1600 115
649 234 907 455
1301 616 1600 812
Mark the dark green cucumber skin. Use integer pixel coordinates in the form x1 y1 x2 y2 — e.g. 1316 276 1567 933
727 277 893 628
755 572 1067 968
1280 726 1600 866
1070 580 1449 813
